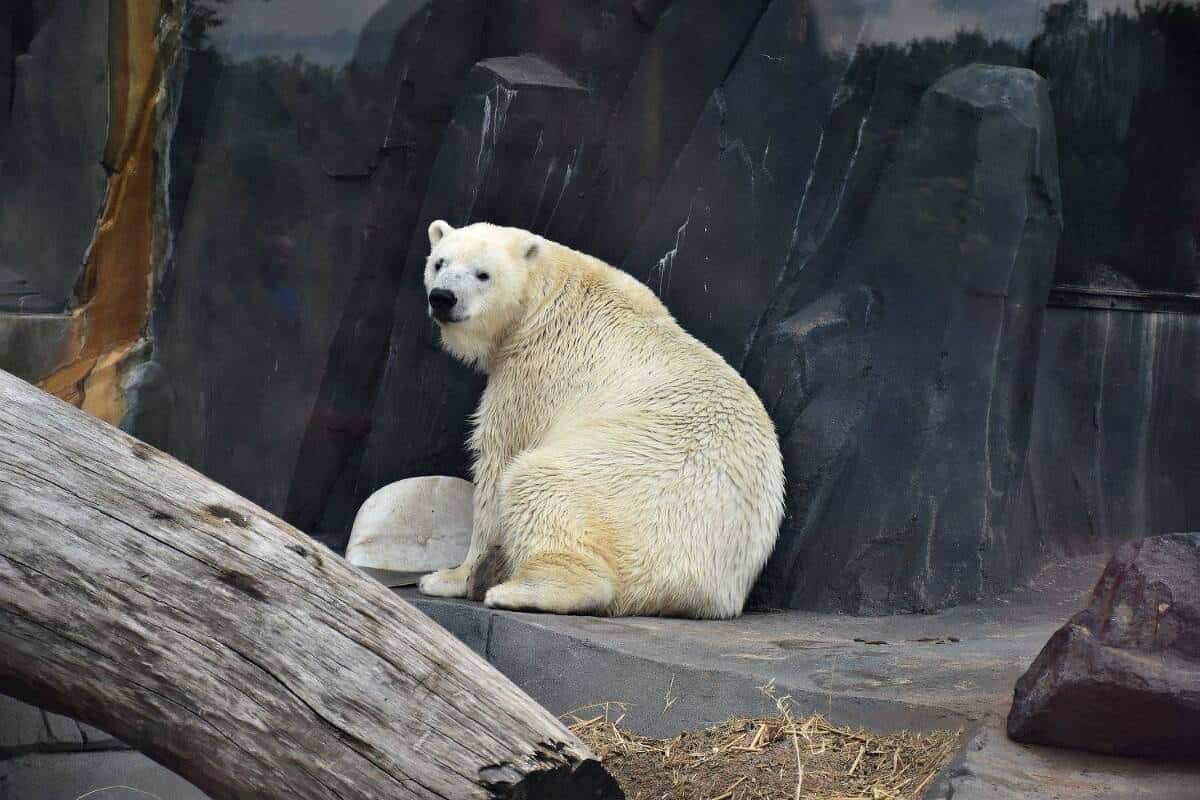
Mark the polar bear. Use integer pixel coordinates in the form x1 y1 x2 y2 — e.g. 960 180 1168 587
416 221 784 619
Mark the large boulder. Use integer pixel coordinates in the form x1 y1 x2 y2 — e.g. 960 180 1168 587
743 64 1062 613
345 476 472 586
1007 533 1200 758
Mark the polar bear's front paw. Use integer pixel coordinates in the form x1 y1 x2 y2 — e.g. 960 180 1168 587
418 567 469 598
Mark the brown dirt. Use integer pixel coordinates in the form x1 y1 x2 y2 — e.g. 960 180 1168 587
569 698 961 800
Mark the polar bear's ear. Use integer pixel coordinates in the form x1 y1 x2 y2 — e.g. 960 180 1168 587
428 220 453 247
523 239 540 261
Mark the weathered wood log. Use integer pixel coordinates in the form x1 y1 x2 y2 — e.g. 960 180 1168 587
0 368 621 800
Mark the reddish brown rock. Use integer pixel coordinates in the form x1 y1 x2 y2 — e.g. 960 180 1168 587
1007 533 1200 757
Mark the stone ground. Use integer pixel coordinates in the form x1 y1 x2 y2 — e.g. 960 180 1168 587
3 553 1199 799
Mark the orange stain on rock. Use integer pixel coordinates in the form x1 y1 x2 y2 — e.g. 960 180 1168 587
39 0 166 421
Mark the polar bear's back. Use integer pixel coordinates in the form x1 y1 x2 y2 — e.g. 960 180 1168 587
512 245 784 617
564 250 772 426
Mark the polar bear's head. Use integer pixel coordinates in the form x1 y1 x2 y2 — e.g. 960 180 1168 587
424 220 542 369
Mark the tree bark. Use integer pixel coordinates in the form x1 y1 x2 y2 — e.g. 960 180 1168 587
0 368 621 800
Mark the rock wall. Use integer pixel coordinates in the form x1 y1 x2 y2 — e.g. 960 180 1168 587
1027 308 1200 552
1 0 1198 612
283 1 493 542
149 0 492 517
0 0 109 317
622 0 863 366
743 64 1061 612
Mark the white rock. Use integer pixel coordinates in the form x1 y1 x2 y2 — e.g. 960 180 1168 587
345 477 472 585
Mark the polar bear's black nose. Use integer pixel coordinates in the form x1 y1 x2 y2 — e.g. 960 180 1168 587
428 288 457 319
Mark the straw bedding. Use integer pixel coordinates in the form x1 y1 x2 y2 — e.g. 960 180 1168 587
567 692 960 800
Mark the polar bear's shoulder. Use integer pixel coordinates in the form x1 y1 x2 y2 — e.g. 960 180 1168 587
552 242 670 320
606 267 672 318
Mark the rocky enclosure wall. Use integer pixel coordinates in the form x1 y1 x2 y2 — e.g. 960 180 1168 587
1 0 1197 613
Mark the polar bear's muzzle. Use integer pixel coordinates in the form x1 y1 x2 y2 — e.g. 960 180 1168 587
428 288 461 323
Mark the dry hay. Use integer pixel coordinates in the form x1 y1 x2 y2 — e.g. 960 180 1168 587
566 692 961 800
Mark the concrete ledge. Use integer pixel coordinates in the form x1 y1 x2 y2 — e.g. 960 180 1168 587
0 751 208 800
0 695 123 757
927 719 1200 800
401 554 1108 737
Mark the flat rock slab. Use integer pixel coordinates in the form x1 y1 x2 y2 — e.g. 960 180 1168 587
1008 533 1200 757
929 719 1200 800
404 554 1108 738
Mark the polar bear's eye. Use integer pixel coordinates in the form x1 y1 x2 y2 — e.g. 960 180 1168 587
476 271 490 281
434 259 445 272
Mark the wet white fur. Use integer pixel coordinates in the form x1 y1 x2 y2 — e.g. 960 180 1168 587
417 221 784 618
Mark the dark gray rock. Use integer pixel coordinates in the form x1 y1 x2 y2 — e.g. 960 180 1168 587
632 0 672 29
282 0 489 545
348 57 590 551
0 3 105 384
564 0 771 265
452 0 654 265
0 0 108 313
151 1 484 520
118 357 173 448
319 0 430 178
482 0 648 112
1008 533 1200 758
396 54 587 233
621 0 863 365
153 65 373 514
1026 308 1200 553
744 64 1062 613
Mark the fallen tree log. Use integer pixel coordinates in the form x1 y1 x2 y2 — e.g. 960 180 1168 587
0 368 621 799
